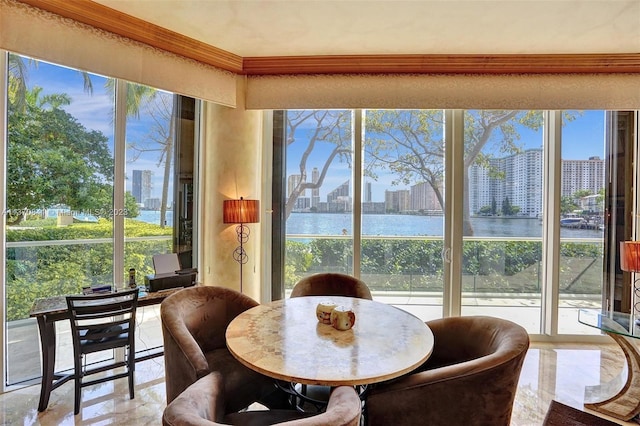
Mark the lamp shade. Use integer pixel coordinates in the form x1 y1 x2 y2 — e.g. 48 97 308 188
620 241 640 272
223 198 260 224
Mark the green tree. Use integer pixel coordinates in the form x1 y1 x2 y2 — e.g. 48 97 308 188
7 87 114 224
284 110 352 219
596 187 605 212
9 54 163 222
502 197 512 216
366 110 547 235
125 192 140 218
478 205 493 215
8 53 92 113
560 195 577 214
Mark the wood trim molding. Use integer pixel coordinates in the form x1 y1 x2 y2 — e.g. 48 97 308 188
18 0 640 76
18 0 244 73
243 54 640 75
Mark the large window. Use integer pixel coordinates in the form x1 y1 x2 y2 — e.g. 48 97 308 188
3 53 198 386
362 110 445 320
275 109 611 336
283 110 355 283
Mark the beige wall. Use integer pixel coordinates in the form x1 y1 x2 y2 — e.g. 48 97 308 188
199 77 264 300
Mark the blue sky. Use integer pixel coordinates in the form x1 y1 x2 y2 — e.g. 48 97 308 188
286 110 606 202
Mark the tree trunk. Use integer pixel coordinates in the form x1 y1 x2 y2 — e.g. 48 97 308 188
160 105 175 229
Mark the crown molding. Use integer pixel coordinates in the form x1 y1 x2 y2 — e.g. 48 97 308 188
242 53 640 75
18 0 244 73
18 0 640 76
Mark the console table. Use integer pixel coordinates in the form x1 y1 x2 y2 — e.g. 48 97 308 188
578 309 640 421
29 288 181 412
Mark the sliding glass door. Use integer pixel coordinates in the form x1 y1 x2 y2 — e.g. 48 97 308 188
460 110 545 331
362 110 445 320
557 111 606 334
275 108 612 336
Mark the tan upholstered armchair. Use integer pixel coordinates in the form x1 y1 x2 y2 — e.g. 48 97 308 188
290 273 372 299
160 286 285 411
162 372 362 426
366 315 530 426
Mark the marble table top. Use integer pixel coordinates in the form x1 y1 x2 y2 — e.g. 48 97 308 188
226 296 434 386
29 287 181 317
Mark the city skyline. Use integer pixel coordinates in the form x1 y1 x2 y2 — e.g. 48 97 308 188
288 148 605 218
286 110 606 203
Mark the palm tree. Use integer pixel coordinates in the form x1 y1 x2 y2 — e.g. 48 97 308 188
8 53 93 112
108 80 177 228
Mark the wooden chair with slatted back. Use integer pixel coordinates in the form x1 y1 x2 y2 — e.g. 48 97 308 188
66 288 139 415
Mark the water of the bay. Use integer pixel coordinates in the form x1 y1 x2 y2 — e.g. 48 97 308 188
136 210 173 226
286 213 603 239
46 208 174 226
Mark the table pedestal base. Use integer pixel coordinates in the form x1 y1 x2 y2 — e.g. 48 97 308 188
584 331 640 421
276 381 330 413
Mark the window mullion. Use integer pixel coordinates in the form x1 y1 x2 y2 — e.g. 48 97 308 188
0 51 8 393
113 80 127 287
444 109 464 317
541 110 562 335
353 110 362 277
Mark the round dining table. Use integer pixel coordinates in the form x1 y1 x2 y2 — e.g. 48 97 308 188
226 295 434 387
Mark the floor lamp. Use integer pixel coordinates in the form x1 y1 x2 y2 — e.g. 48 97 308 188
620 241 640 319
223 197 260 293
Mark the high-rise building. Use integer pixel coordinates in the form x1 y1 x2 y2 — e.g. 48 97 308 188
469 149 543 218
410 182 441 212
364 182 372 202
326 181 350 203
132 170 153 205
287 150 603 218
561 156 605 197
312 167 320 208
468 149 604 218
320 181 351 212
287 174 301 198
385 189 410 213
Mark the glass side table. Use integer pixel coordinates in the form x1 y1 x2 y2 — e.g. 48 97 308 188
578 309 640 421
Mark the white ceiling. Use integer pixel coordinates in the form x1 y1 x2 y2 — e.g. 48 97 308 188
93 0 640 57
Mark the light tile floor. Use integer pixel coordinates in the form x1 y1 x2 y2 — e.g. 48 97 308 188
0 342 636 425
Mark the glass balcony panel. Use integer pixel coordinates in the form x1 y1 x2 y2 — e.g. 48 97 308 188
7 241 114 384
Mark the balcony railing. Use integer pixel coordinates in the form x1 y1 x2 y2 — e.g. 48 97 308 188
285 234 603 298
5 235 171 386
